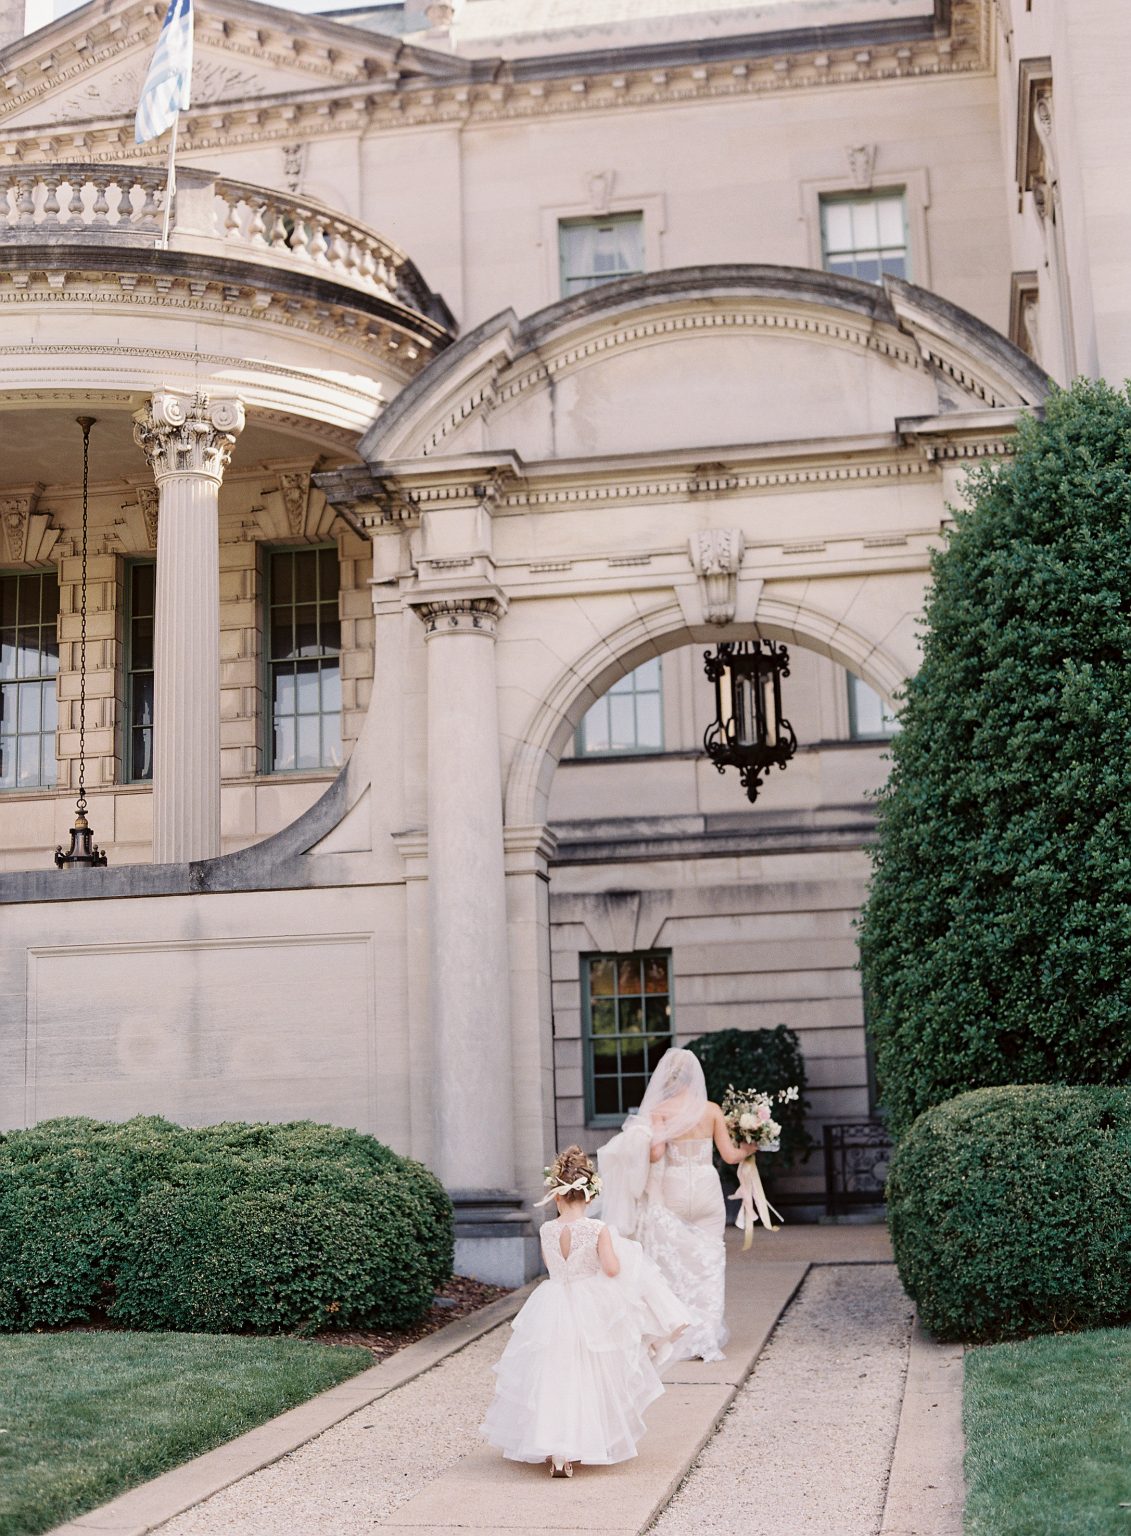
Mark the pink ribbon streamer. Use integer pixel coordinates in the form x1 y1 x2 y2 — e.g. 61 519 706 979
729 1155 784 1250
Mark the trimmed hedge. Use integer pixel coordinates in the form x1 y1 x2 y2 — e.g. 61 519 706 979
887 1086 1131 1342
686 1025 813 1165
0 1117 453 1336
859 381 1131 1136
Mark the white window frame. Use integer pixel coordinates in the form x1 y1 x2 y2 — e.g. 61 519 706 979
576 656 664 758
847 673 900 740
539 193 665 306
800 168 930 288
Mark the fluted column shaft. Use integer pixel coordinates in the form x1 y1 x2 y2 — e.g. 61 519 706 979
133 391 244 864
418 593 515 1194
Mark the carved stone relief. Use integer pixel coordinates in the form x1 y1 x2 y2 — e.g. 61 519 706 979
846 143 876 190
282 142 306 195
251 468 337 543
138 486 159 548
280 471 312 538
1 483 58 565
587 170 615 215
689 527 746 625
54 58 268 125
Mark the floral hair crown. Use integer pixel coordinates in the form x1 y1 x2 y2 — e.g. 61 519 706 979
534 1164 603 1207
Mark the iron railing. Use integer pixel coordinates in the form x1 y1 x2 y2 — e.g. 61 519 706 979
823 1119 893 1217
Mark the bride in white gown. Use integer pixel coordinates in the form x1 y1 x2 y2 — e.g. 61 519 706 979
598 1048 748 1362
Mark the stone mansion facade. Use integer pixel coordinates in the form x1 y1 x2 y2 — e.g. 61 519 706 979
0 0 1124 1277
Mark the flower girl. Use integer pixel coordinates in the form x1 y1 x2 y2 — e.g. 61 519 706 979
481 1145 690 1477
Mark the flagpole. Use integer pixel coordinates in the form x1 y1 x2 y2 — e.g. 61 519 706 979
159 113 179 251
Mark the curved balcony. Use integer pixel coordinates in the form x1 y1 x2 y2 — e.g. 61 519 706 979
0 165 454 442
2 163 452 328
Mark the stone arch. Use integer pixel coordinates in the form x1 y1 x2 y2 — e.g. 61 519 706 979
333 260 1049 846
502 591 911 830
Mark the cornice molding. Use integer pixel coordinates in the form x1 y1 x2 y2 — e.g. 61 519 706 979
318 421 1021 530
0 263 442 386
0 0 993 162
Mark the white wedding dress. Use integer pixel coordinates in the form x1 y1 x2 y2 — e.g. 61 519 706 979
481 1216 688 1465
636 1138 729 1362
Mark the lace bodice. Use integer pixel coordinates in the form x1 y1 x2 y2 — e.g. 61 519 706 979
666 1136 713 1167
540 1216 604 1281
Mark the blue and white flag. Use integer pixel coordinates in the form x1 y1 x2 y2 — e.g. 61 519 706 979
134 0 193 146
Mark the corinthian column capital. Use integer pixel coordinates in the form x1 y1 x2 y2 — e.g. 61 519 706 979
132 390 245 485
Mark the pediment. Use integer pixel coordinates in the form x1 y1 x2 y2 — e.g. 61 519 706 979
0 0 469 133
363 269 1050 466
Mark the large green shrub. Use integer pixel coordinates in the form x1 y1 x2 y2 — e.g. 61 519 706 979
0 1118 453 1335
887 1086 1131 1341
686 1025 812 1165
859 380 1131 1135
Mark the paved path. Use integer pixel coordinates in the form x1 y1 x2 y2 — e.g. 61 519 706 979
652 1265 914 1536
50 1224 966 1536
152 1253 808 1536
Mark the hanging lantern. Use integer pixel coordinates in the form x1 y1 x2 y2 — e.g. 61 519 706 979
55 417 108 870
702 640 797 803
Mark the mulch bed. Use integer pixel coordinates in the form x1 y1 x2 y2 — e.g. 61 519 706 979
312 1275 512 1363
32 1276 513 1364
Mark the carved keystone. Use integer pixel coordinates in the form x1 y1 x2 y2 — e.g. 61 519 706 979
689 528 746 625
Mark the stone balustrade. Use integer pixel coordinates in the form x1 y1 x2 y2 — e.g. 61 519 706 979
0 163 438 316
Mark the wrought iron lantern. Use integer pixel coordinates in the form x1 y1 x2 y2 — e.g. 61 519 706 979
702 639 797 803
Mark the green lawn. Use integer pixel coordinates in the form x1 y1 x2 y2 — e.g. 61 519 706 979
0 1331 371 1536
965 1326 1131 1536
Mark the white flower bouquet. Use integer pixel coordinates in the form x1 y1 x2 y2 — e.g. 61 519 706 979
721 1083 800 1155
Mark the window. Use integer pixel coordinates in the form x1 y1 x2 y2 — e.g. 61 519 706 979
0 570 59 790
559 213 644 297
266 547 342 773
126 560 155 782
583 952 673 1121
820 192 908 284
577 658 662 756
848 674 899 739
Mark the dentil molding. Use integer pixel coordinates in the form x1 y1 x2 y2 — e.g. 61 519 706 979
0 0 993 164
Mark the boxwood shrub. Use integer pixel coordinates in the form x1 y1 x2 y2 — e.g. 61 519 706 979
686 1025 813 1165
887 1085 1131 1342
859 382 1131 1136
0 1117 453 1335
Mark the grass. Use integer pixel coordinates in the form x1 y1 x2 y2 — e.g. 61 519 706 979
0 1331 371 1536
964 1326 1131 1536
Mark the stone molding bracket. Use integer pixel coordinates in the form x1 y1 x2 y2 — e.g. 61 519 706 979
689 527 746 624
250 466 342 543
132 389 246 484
1 482 58 565
108 484 159 553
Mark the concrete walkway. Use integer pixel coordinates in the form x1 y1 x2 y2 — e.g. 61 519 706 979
47 1224 964 1536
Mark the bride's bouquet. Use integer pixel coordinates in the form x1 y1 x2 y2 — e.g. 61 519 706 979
721 1083 800 1155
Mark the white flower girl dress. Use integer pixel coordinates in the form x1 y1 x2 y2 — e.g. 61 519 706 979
480 1213 689 1467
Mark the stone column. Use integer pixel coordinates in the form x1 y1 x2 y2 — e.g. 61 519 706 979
133 391 244 863
416 590 517 1201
